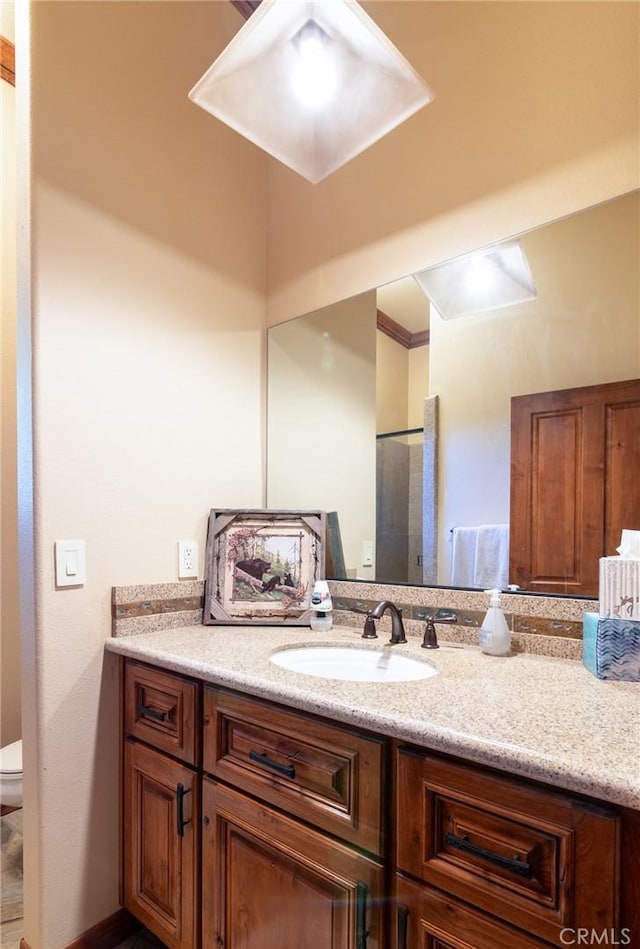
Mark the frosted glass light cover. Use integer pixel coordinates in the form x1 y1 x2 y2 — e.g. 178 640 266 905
414 243 537 320
189 0 433 183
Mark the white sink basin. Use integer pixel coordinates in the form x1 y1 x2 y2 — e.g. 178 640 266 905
269 645 438 682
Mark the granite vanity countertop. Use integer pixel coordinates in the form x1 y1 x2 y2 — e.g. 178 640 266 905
104 624 640 810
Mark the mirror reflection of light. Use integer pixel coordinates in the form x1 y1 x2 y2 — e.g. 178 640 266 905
291 22 338 108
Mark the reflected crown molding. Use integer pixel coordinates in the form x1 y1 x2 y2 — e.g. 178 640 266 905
377 309 430 349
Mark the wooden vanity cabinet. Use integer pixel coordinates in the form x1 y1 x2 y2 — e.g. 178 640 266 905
120 659 634 949
395 747 620 949
122 661 201 949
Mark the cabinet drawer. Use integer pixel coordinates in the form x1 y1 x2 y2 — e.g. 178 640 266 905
203 688 385 855
396 748 620 946
394 873 550 949
124 660 199 765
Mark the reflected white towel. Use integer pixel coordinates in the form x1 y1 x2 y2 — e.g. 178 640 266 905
450 527 478 587
474 524 510 589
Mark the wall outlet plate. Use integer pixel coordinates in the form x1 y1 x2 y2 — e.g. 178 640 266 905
178 540 198 579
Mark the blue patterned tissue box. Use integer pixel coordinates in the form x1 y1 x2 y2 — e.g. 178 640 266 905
583 612 640 681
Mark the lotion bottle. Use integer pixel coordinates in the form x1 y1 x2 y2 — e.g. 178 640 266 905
478 589 511 656
310 580 333 632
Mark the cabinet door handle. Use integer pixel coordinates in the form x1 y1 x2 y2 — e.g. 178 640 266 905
397 904 409 949
445 832 532 879
136 702 168 723
356 881 370 949
249 750 296 779
176 783 191 837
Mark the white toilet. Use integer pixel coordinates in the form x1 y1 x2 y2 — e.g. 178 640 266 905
0 739 23 808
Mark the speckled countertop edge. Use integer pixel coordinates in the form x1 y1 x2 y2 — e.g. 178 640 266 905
104 624 640 810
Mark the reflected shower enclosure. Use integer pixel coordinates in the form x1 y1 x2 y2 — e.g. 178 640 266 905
376 397 438 586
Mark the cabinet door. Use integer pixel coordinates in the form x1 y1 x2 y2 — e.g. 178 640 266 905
394 874 550 949
510 378 640 596
202 778 384 949
123 740 199 949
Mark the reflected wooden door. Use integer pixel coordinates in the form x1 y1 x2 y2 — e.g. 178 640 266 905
510 378 640 596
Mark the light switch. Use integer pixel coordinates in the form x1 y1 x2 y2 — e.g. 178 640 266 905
65 551 78 576
55 540 86 587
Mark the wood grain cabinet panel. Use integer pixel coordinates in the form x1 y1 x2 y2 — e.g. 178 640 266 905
394 873 550 949
125 660 200 765
123 739 199 949
202 778 384 949
396 748 620 946
203 687 385 855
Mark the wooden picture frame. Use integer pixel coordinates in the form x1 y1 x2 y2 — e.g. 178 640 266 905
203 509 326 626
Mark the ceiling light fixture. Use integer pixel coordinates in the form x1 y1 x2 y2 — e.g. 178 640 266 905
414 243 538 320
189 0 434 184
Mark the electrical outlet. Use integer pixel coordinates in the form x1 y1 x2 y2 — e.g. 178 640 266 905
178 540 198 579
362 540 374 566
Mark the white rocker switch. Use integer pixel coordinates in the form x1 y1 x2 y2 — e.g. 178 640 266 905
55 540 86 587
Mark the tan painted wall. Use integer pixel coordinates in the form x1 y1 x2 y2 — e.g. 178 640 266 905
268 293 377 578
1 2 20 747
376 335 430 433
376 331 409 434
408 345 430 431
24 3 266 946
266 1 640 325
431 191 640 583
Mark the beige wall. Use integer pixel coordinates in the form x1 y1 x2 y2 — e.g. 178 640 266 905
268 293 377 578
1 3 20 747
23 3 266 947
376 333 430 434
432 191 640 582
266 1 640 325
408 345 430 431
376 331 408 434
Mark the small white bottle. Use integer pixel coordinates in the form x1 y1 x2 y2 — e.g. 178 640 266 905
310 580 333 632
478 588 511 656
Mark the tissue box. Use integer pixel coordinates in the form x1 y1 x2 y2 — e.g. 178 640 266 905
599 556 640 620
583 612 640 680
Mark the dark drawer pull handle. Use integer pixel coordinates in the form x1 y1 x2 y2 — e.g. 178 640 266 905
356 881 370 949
176 783 191 837
249 750 296 779
397 904 409 949
136 703 167 723
445 832 532 879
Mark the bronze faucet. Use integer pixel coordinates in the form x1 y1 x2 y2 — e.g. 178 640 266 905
366 600 407 644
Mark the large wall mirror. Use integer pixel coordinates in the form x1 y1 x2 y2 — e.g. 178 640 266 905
267 190 639 595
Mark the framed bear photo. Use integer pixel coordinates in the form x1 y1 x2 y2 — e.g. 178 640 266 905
203 509 326 626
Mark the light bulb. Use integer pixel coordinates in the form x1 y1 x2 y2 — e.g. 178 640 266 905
291 20 338 109
465 255 496 293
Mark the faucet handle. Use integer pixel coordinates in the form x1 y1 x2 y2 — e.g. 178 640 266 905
362 615 378 639
421 618 439 649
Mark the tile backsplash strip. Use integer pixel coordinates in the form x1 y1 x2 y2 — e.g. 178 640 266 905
112 581 204 636
112 579 595 660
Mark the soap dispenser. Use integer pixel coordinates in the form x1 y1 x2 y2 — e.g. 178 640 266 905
478 589 511 656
